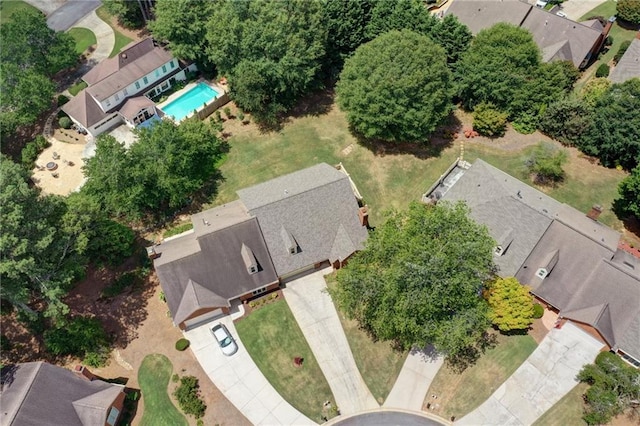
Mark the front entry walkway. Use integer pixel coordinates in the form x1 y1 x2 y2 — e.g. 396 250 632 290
457 322 603 425
283 269 379 415
184 317 316 425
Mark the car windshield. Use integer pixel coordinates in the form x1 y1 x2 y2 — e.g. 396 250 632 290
220 336 232 347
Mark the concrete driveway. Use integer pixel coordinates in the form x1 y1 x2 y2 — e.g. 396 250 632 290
283 269 379 415
457 322 604 425
184 317 316 426
554 0 607 20
46 0 101 31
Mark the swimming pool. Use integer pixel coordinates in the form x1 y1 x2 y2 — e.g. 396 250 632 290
160 83 220 122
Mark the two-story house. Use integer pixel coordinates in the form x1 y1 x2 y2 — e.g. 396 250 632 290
62 38 195 137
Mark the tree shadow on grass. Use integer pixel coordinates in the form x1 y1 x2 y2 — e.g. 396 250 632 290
352 112 462 160
444 331 499 374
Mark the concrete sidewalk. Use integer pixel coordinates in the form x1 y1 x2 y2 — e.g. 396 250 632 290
457 322 603 425
72 10 115 64
184 317 316 426
283 269 379 415
384 347 444 411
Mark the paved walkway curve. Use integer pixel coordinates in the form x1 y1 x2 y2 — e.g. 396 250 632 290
71 10 115 64
457 322 604 425
184 317 316 426
283 269 379 416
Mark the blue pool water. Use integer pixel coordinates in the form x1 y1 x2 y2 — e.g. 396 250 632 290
161 83 220 121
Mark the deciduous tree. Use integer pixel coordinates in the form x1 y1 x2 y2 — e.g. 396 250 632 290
331 202 495 357
337 30 453 142
539 97 593 145
430 15 473 65
485 277 534 331
365 0 437 39
613 166 640 219
616 0 640 24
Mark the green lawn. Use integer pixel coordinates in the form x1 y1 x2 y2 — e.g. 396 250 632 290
138 354 188 426
533 383 588 426
163 221 194 239
325 273 407 404
425 332 538 419
95 5 133 58
69 81 88 96
235 300 336 422
212 105 626 229
0 0 39 24
67 28 97 55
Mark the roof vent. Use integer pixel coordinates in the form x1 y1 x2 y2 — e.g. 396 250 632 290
121 53 127 59
202 218 210 226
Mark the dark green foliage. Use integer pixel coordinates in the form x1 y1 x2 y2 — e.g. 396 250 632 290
577 351 640 425
21 142 39 168
539 97 593 146
616 0 640 24
525 142 568 184
57 95 69 106
206 0 327 125
102 0 145 28
59 116 72 129
430 15 473 65
595 63 610 78
613 166 640 219
1 65 55 130
614 40 632 63
175 338 190 351
578 79 640 170
337 30 453 143
87 219 135 266
101 270 141 299
173 375 206 418
84 346 110 368
365 0 437 39
331 202 495 357
0 334 11 352
473 103 508 137
44 316 109 357
532 304 544 319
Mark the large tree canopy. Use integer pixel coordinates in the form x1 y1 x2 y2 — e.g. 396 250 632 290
485 277 534 331
365 0 437 39
578 78 640 170
613 166 640 219
337 30 453 143
331 202 495 357
206 0 326 124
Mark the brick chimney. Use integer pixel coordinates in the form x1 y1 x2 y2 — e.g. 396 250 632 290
74 365 96 381
358 206 369 228
587 204 603 221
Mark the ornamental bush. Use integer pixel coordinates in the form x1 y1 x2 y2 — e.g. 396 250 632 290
525 142 568 184
59 116 72 129
595 63 610 78
616 0 640 24
532 304 544 319
175 338 190 351
472 102 508 137
173 375 206 418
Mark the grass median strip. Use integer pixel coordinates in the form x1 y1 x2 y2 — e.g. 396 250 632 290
95 5 133 58
235 299 335 422
67 27 97 55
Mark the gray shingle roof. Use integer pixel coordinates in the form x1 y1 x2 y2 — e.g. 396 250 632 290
609 37 640 83
1 362 123 426
154 217 278 323
61 89 109 128
238 163 368 277
445 0 531 34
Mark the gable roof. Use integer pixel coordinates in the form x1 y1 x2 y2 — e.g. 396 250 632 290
154 216 278 323
61 89 109 128
446 0 604 67
1 362 123 426
237 163 368 277
119 96 156 122
609 37 640 83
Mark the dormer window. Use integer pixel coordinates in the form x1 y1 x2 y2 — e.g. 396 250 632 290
240 243 259 275
536 249 559 280
495 246 504 256
281 226 299 255
536 268 549 279
249 265 257 274
495 228 514 257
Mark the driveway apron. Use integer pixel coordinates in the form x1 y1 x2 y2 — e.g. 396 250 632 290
184 317 316 425
72 10 115 65
457 322 603 425
384 347 444 411
283 269 379 415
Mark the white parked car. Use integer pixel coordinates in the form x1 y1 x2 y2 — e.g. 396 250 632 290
556 11 568 18
535 0 548 8
211 324 238 356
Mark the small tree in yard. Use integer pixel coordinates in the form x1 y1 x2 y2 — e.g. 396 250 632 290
174 376 206 418
595 63 610 78
616 0 640 24
613 165 640 219
485 277 535 332
473 102 508 137
525 142 568 184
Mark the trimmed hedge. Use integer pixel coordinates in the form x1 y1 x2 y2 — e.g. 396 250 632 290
532 304 544 319
595 63 610 78
175 338 190 351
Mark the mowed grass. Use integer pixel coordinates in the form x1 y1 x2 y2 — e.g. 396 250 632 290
69 81 88 96
325 273 407 404
533 383 588 426
425 332 537 419
235 300 335 422
212 103 626 229
67 27 97 55
0 0 39 24
138 354 188 426
95 5 133 58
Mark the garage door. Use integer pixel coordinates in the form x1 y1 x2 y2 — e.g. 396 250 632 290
183 309 224 331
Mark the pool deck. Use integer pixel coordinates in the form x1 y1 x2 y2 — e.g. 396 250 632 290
156 79 227 123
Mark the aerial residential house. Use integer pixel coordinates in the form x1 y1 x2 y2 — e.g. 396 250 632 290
609 35 640 83
62 38 194 136
152 163 369 330
446 0 610 68
1 362 126 426
424 159 640 367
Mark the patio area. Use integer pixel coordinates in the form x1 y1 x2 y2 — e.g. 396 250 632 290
32 138 87 196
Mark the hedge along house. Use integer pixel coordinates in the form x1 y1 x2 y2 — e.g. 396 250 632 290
62 38 196 137
151 163 369 330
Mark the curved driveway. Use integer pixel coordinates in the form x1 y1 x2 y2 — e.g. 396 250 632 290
71 10 115 64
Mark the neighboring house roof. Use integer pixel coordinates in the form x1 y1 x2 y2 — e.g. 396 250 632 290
119 96 156 122
154 216 278 323
61 90 109 128
609 37 640 83
446 0 604 67
516 220 640 361
1 362 123 426
237 163 368 277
